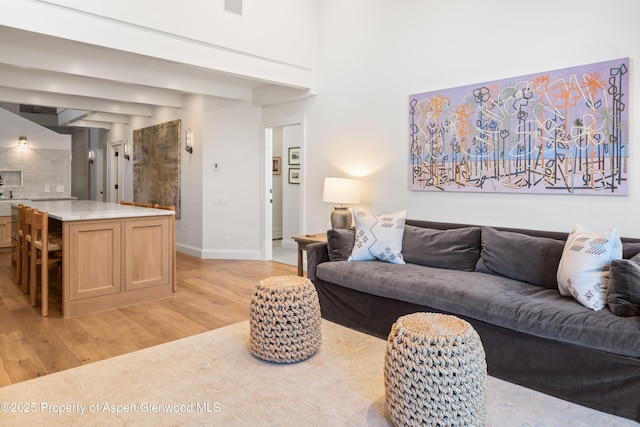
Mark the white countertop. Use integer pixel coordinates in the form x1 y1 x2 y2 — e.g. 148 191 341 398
20 200 175 221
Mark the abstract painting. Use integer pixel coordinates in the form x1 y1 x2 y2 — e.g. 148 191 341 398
133 119 181 217
409 58 629 194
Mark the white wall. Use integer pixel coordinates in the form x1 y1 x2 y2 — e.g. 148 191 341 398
37 0 318 69
201 100 263 259
295 0 640 237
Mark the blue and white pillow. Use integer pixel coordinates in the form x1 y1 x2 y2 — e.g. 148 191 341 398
557 224 622 311
348 208 407 264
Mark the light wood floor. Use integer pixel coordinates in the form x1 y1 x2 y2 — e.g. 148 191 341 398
0 250 297 387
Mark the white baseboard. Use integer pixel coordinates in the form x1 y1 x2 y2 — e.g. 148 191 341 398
200 249 262 260
272 226 283 240
177 243 260 260
176 243 202 258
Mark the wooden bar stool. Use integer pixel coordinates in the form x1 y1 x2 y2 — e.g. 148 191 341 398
29 210 63 317
154 204 177 291
120 200 135 206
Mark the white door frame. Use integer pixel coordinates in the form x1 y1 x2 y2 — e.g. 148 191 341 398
106 139 125 203
261 117 306 261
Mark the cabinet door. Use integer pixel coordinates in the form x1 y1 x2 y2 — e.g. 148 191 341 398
125 217 169 291
0 217 11 247
68 220 122 301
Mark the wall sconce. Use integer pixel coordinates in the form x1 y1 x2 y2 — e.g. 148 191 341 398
185 128 193 154
88 149 95 164
123 142 130 160
323 177 361 229
18 136 29 148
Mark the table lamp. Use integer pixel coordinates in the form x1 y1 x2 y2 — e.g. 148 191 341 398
323 177 360 229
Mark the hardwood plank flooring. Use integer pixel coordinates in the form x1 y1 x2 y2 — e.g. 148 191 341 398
0 250 297 387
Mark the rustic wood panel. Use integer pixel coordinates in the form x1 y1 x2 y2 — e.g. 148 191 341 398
133 119 181 218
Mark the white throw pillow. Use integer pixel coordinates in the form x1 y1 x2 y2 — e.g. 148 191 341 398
348 208 407 264
557 224 622 311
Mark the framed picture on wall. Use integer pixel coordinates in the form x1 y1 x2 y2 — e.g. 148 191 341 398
272 157 281 175
288 147 300 165
288 168 300 184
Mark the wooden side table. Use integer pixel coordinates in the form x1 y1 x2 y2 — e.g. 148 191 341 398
291 233 327 276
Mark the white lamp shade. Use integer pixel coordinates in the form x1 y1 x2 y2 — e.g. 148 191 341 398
323 177 360 205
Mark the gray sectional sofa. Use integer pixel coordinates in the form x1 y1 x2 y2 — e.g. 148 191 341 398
306 219 640 422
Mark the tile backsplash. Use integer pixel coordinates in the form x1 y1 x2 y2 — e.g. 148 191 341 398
0 147 71 199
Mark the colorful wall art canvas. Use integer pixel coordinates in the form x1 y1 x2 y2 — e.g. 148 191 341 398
133 119 182 217
409 58 629 194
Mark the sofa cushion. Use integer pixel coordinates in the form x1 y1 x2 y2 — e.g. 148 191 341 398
608 253 640 317
326 228 355 261
315 260 640 358
557 224 622 311
477 226 564 289
348 208 406 264
402 225 480 271
622 242 640 259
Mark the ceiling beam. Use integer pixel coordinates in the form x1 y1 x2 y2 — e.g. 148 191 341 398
0 26 254 102
57 108 89 126
0 87 153 116
0 66 184 108
83 112 130 124
70 120 112 130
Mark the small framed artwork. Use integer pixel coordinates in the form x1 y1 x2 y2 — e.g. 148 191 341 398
272 157 281 175
288 147 300 165
288 168 300 184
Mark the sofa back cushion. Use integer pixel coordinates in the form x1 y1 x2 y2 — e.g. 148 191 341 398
608 253 640 317
327 228 355 261
402 225 481 271
477 226 565 289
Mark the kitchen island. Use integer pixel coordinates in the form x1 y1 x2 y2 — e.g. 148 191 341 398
24 200 175 318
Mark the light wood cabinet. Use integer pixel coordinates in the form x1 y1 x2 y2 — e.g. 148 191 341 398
63 216 173 318
68 220 123 301
0 216 11 248
125 217 169 291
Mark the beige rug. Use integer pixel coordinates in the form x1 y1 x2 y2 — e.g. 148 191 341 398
0 320 636 426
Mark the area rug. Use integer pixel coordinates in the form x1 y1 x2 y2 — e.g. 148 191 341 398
0 320 636 426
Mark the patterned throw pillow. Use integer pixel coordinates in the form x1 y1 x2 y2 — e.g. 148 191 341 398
557 224 622 311
348 208 407 264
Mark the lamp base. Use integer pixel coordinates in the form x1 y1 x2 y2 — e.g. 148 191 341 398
330 207 353 229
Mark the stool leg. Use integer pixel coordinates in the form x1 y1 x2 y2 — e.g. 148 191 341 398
16 236 22 285
21 240 29 293
41 248 48 317
30 246 37 307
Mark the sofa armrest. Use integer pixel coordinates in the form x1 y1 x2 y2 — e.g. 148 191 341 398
307 241 330 282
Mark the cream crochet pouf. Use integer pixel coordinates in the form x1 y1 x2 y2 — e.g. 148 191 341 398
249 275 321 363
384 312 487 426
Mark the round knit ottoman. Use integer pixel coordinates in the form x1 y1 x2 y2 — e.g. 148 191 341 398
384 312 487 426
249 275 321 363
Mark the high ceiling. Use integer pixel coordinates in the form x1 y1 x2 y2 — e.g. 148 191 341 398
0 25 308 134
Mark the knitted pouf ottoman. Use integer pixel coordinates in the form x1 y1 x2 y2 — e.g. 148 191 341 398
249 275 322 363
384 312 487 426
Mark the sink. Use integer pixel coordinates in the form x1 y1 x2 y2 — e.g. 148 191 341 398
0 199 30 216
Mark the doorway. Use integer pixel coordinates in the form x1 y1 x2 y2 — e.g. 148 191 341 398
262 120 304 262
106 140 125 203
